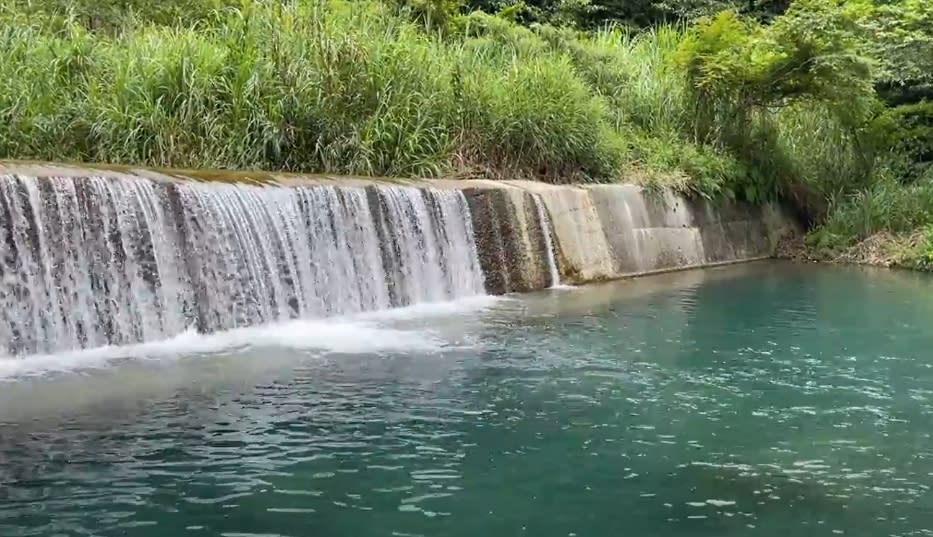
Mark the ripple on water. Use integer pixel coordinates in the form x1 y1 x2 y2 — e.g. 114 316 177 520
4 265 933 536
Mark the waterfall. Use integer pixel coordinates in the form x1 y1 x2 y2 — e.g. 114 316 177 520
0 174 486 357
532 194 561 288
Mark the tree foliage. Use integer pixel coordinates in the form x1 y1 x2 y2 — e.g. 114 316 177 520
850 0 933 96
463 0 789 29
673 2 879 215
679 2 873 114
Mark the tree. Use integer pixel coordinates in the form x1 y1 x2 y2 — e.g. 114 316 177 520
676 2 877 211
462 0 790 29
849 0 933 104
844 0 933 182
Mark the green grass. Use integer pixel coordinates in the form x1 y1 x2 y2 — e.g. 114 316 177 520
5 0 933 270
812 179 933 246
0 0 737 189
0 0 877 209
0 1 620 181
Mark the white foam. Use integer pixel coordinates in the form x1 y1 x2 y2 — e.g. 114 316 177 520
547 284 579 291
350 295 503 322
0 294 507 381
0 320 436 381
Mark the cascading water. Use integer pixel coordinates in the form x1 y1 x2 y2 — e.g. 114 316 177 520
0 174 486 357
531 194 561 287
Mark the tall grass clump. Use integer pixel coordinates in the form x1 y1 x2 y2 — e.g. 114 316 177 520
0 0 637 182
453 15 624 179
531 23 742 195
0 12 98 159
0 0 895 217
773 104 881 222
0 1 761 191
4 0 236 32
80 1 459 176
541 25 691 136
823 179 933 241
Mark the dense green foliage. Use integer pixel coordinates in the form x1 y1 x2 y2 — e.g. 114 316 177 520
0 2 619 178
0 0 755 187
1 0 931 265
788 0 933 266
464 0 790 29
5 0 235 30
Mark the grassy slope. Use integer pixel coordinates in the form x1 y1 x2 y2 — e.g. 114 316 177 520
0 1 860 200
8 0 931 269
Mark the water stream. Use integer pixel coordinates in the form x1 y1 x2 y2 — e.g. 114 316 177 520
531 193 561 288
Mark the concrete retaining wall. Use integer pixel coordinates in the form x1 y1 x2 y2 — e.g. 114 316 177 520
0 162 799 296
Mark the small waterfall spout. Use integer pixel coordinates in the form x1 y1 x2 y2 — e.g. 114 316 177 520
532 194 561 288
0 174 486 357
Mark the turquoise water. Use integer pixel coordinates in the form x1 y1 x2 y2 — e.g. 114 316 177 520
2 262 933 537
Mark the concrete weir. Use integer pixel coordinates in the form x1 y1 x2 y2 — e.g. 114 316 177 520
465 180 797 293
0 162 797 355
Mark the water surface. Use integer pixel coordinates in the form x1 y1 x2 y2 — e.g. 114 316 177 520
2 262 933 537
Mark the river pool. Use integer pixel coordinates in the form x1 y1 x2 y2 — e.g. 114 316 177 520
1 262 932 537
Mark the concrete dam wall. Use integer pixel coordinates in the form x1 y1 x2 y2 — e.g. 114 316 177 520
463 181 795 293
0 163 797 356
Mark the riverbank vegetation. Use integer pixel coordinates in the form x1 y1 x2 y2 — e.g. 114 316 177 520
0 0 931 266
